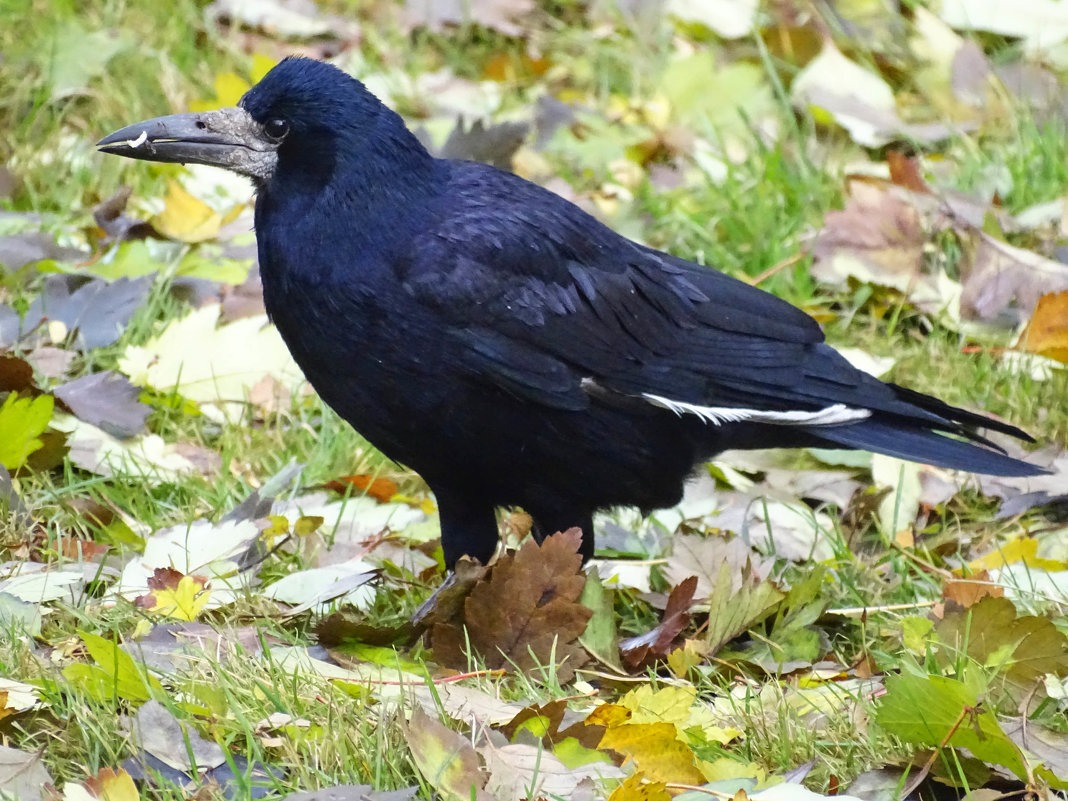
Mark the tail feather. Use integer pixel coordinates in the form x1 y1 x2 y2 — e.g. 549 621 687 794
813 418 1047 477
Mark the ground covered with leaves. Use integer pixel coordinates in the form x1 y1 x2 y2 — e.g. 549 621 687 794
1 0 1068 799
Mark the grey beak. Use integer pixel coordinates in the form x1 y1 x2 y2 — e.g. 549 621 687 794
98 107 277 179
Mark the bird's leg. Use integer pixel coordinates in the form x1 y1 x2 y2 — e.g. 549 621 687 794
529 510 596 563
434 490 501 570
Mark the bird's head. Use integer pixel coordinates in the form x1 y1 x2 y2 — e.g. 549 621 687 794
98 57 422 189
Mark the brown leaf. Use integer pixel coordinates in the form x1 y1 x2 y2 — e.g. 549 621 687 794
935 596 1068 706
942 569 1003 608
323 473 399 503
812 180 927 290
0 356 35 394
431 529 592 682
1017 290 1068 363
887 152 931 194
620 576 698 670
411 557 489 632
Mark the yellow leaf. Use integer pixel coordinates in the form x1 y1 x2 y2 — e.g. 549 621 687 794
1018 290 1068 364
969 538 1038 571
619 685 695 725
293 515 325 537
598 722 705 783
138 573 211 621
153 180 223 242
667 639 707 678
609 773 670 801
586 703 631 728
698 758 765 782
83 766 140 801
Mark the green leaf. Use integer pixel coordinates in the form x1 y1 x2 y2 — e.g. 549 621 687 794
0 393 54 470
875 672 1028 780
578 570 621 670
65 630 162 703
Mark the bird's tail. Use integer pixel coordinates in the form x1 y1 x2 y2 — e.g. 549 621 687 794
811 417 1046 477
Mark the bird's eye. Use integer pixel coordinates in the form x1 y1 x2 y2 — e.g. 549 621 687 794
263 118 289 141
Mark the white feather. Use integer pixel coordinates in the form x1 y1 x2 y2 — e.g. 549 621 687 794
641 394 871 427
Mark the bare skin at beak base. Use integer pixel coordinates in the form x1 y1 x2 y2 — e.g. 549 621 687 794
97 107 277 180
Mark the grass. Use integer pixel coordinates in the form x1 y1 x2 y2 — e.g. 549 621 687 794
1 0 1067 797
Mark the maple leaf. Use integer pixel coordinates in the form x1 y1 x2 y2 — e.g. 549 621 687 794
934 596 1068 708
134 567 211 621
431 529 592 682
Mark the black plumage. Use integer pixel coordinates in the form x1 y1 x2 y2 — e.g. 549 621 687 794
99 58 1044 568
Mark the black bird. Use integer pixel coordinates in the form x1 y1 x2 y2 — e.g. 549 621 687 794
99 58 1044 568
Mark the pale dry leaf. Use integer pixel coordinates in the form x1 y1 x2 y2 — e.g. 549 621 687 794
118 303 304 422
962 233 1068 322
479 741 623 801
666 0 758 38
128 699 226 772
52 415 201 480
0 746 53 801
115 518 261 607
664 533 771 599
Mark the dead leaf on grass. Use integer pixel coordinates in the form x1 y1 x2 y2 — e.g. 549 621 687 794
1017 290 1068 363
431 529 592 682
405 707 493 801
620 576 697 671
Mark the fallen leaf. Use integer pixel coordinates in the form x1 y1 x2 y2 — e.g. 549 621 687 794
943 570 1004 607
480 740 623 801
13 275 152 351
440 119 529 171
0 393 53 470
55 371 151 438
323 474 399 503
80 767 139 801
208 0 359 39
405 707 493 801
431 529 592 682
0 746 53 801
118 303 304 422
961 232 1068 322
128 699 226 772
134 568 212 621
1017 291 1068 363
666 0 758 38
939 0 1068 49
875 672 1028 780
620 576 697 670
935 596 1068 706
